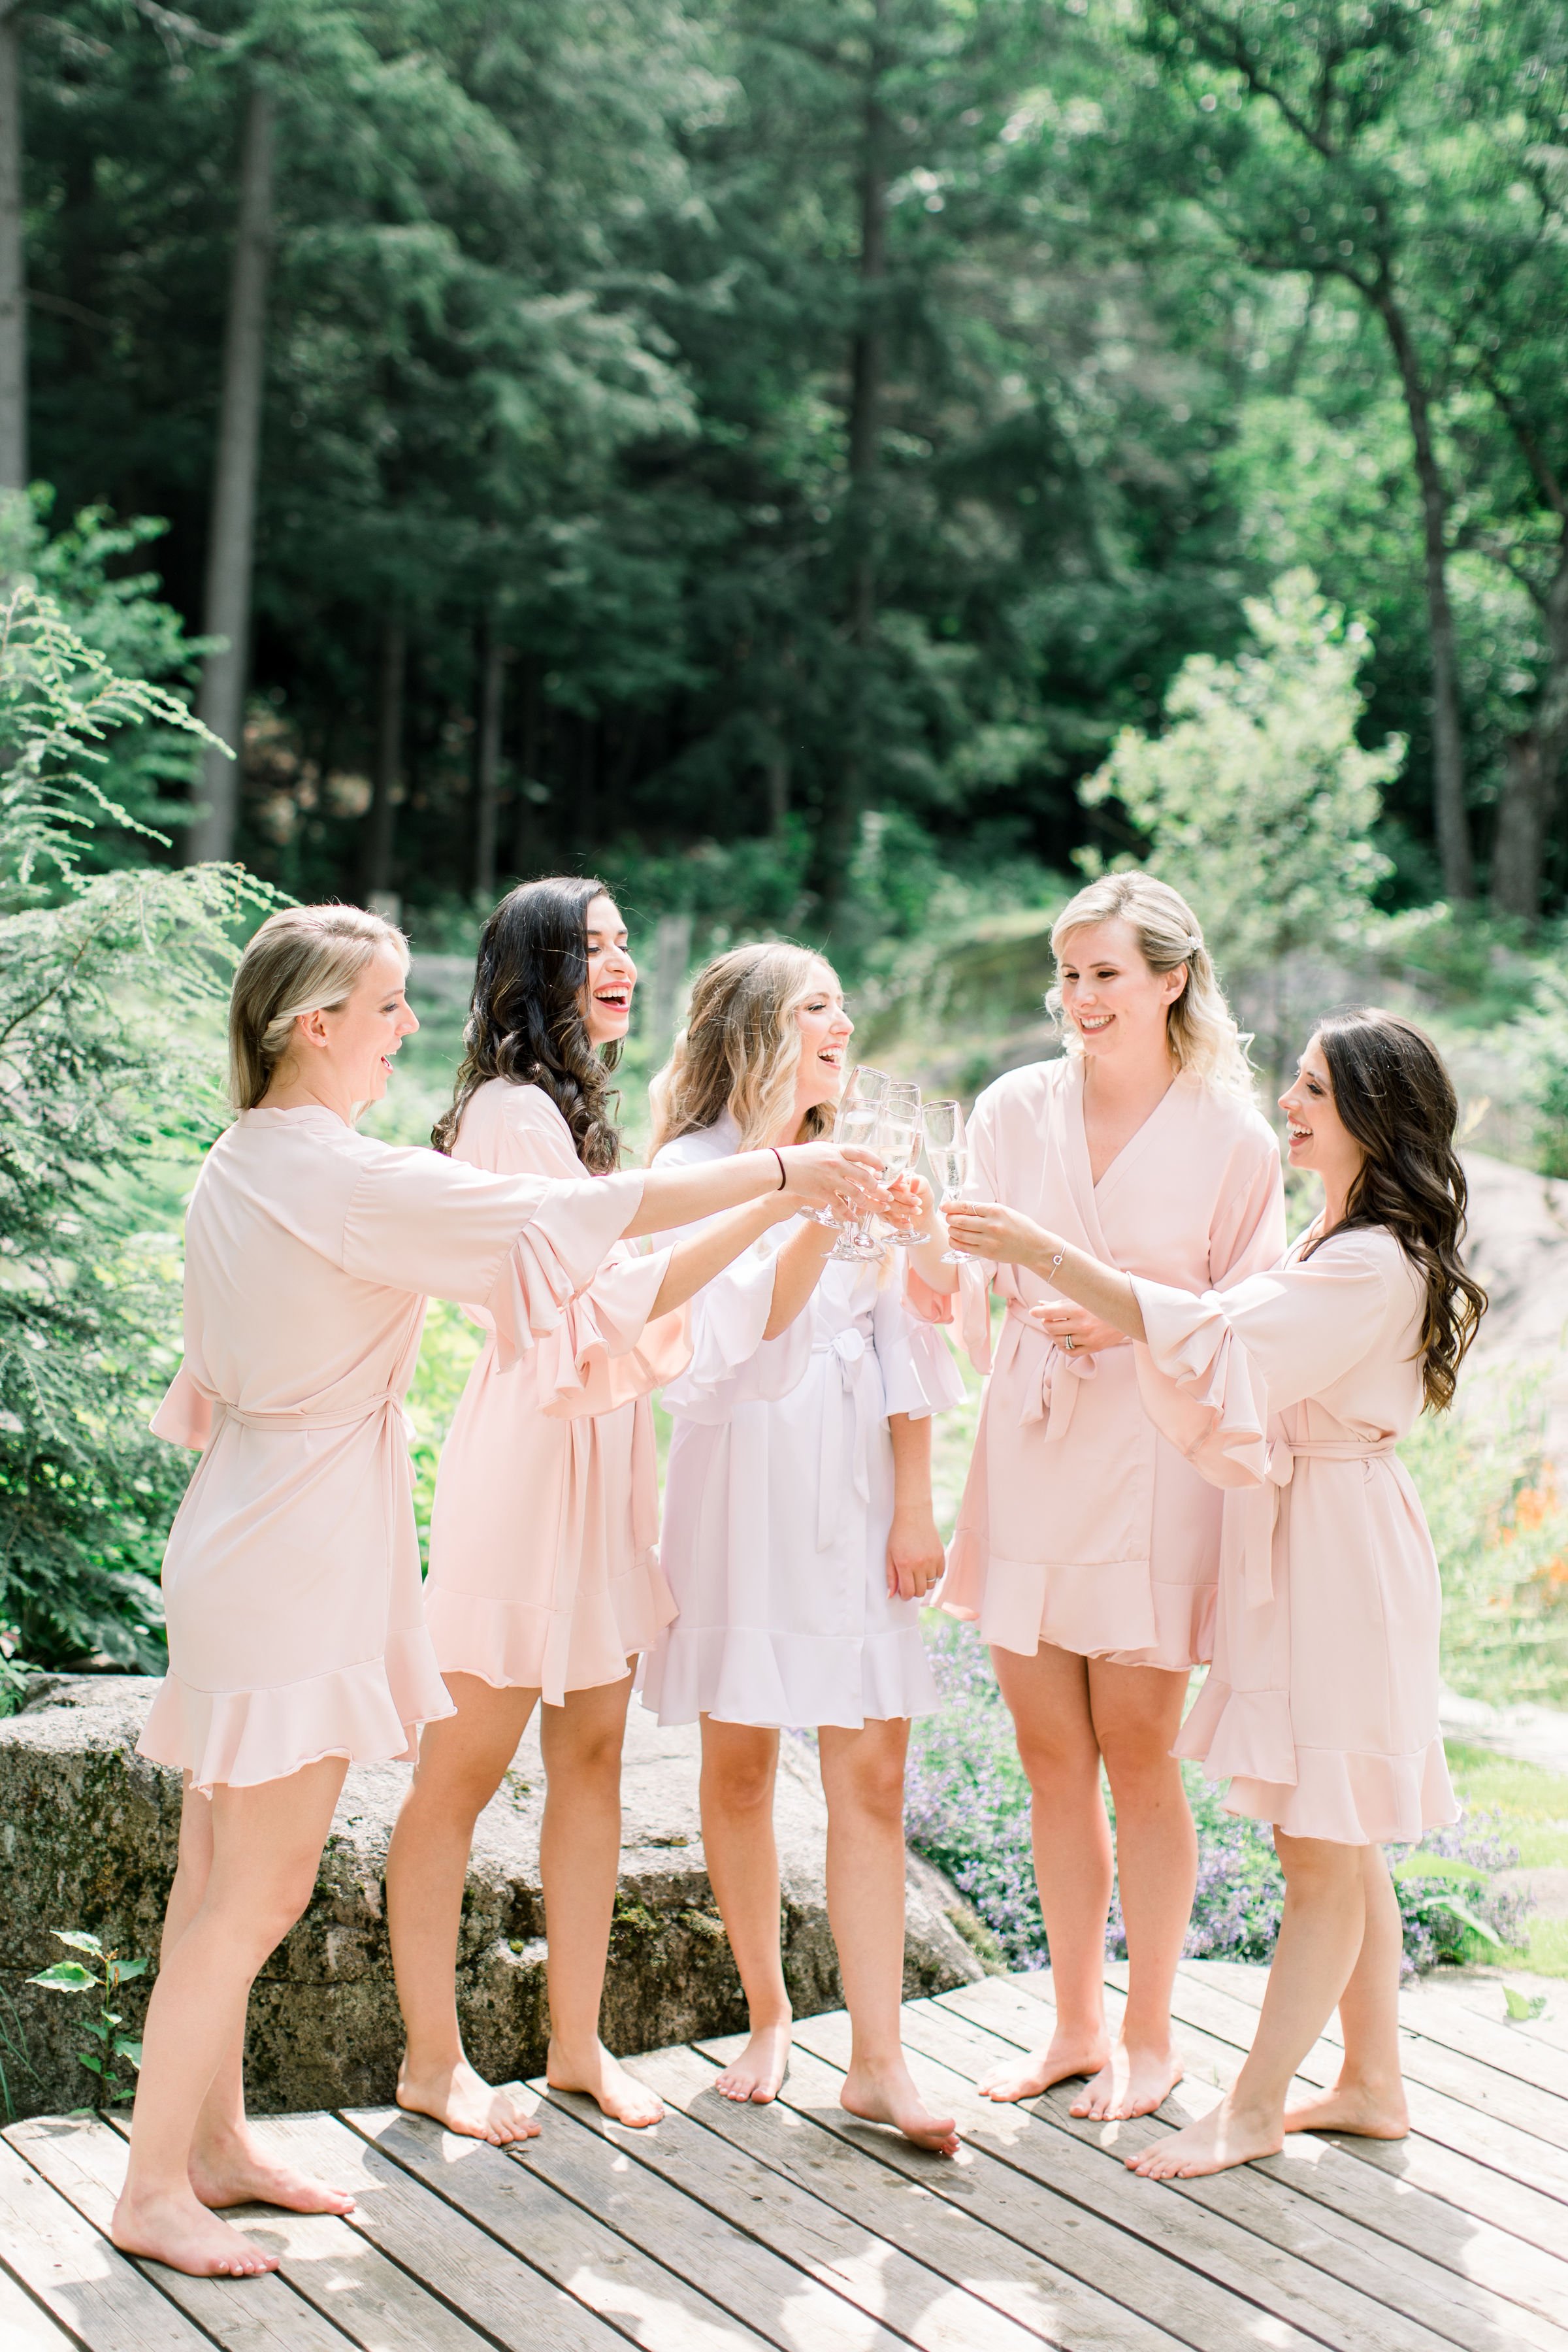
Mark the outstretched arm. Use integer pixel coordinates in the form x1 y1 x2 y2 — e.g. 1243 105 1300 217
625 1140 880 1239
941 1201 1147 1343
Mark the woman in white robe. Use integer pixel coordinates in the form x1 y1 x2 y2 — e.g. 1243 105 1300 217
640 943 965 2150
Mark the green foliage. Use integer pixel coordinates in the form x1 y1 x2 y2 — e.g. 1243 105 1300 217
1083 570 1401 977
27 1929 148 2108
0 578 273 1669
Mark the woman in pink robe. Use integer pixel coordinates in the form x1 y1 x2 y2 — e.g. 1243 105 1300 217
114 905 879 2283
917 874 1284 2125
947 1007 1485 2182
387 881 821 2146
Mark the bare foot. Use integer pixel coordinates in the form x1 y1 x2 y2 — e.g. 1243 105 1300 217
715 2022 792 2104
1284 2078 1409 2141
1070 2038 1184 2121
397 2055 540 2146
112 2185 277 2279
547 2038 664 2129
190 2125 355 2215
1124 2093 1280 2180
979 2027 1109 2104
840 2056 958 2155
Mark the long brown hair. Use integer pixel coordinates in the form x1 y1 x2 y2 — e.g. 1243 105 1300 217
1305 1008 1486 1410
434 877 621 1169
651 942 836 1152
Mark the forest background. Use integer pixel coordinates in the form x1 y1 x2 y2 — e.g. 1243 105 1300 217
7 0 1568 1970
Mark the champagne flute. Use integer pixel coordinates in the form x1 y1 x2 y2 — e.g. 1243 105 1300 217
878 1083 924 1248
922 1098 972 1264
830 1092 886 1258
812 1064 891 1231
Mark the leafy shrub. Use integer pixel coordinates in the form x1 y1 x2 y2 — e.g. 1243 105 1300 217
0 579 270 1671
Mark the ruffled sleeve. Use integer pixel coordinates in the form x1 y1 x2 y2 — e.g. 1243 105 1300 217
338 1139 643 1369
872 1275 967 1419
657 1226 813 1422
1132 1237 1394 1489
150 1362 215 1452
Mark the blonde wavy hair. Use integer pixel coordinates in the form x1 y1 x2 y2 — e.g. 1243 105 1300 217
651 942 838 1152
228 903 408 1112
1047 873 1253 1098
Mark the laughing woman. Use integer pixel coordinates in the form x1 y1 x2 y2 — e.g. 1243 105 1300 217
387 880 838 2142
946 1009 1484 2179
114 905 878 2280
917 874 1284 2122
640 943 966 2152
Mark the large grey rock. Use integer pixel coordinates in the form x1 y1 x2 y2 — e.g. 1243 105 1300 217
0 1677 987 2121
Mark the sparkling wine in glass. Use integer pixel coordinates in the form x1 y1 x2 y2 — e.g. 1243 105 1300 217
813 1063 892 1228
878 1084 924 1248
922 1098 972 1264
830 1095 886 1258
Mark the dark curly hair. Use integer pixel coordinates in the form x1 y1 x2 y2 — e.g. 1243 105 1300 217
433 876 623 1170
1304 1007 1486 1411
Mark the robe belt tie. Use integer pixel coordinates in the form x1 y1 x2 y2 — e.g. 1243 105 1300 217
214 1391 415 1443
813 1326 874 1552
1004 1298 1095 1444
1244 1433 1399 1610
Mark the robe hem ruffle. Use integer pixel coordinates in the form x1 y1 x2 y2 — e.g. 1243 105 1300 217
641 1622 939 1729
137 1625 454 1793
939 1531 1213 1671
1177 1673 1457 1844
424 1565 676 1703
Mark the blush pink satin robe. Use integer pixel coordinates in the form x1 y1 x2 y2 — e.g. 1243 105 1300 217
424 1081 690 1705
939 1058 1285 1669
137 1105 642 1791
1134 1226 1459 1845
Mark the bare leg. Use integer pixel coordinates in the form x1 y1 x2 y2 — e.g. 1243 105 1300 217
112 1757 348 2277
386 1674 541 2144
1128 1829 1366 2180
1074 1659 1194 2120
981 1644 1112 2100
540 1671 661 2127
700 1720 792 2102
1285 1844 1408 2139
819 1720 957 2155
160 1788 353 2218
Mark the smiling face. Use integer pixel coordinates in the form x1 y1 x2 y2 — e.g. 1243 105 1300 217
1279 1034 1365 1199
792 960 853 1120
579 893 637 1047
1056 917 1186 1064
281 939 419 1109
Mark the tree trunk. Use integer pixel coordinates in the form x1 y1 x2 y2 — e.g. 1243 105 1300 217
813 6 889 924
510 659 541 876
0 4 27 491
474 620 506 902
364 614 404 900
1493 537 1568 922
1373 283 1473 900
189 84 275 864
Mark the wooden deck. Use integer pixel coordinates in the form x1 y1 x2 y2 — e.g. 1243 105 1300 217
4 1958 1568 2352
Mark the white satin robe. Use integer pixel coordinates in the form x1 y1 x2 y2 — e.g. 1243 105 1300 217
139 1106 641 1791
939 1058 1285 1669
639 1113 966 1729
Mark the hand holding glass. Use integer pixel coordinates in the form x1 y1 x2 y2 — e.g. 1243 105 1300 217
921 1098 972 1264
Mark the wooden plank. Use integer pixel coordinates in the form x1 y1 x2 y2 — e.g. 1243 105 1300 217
948 1976 1568 2326
348 2103 779 2352
250 2110 628 2352
521 2080 925 2352
1144 1963 1568 2213
799 2002 1462 2352
540 2057 1152 2352
1167 1961 1568 2153
630 2039 1188 2352
932 1977 1568 2352
1396 1978 1568 2065
0 2262 83 2352
699 2024 1331 2352
7 2115 353 2352
0 2136 213 2352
